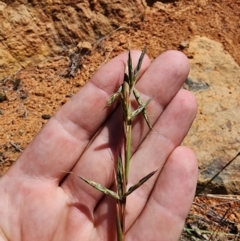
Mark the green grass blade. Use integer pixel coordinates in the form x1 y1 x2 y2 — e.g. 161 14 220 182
79 175 120 200
133 88 152 129
122 169 157 198
107 85 122 106
130 98 152 120
134 46 147 78
127 50 134 87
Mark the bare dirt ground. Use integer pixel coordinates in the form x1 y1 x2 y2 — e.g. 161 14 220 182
0 0 240 240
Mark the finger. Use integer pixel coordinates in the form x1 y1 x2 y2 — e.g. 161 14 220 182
127 146 198 241
125 89 197 228
6 51 151 183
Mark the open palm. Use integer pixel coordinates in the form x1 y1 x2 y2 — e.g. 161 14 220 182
0 50 198 241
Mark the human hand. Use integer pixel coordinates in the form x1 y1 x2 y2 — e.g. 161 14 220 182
0 50 198 241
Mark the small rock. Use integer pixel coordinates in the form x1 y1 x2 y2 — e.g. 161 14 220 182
0 92 7 102
41 114 51 120
77 41 92 53
179 40 189 49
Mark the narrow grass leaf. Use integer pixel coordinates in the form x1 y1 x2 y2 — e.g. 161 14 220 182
134 46 146 78
127 51 134 86
79 175 120 200
107 85 122 106
133 88 152 129
130 98 152 120
122 169 158 198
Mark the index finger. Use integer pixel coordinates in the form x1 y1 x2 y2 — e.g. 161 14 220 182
5 51 151 183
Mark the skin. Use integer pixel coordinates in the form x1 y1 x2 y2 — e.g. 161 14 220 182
0 50 198 241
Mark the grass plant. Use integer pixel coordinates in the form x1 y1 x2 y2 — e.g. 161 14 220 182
79 48 157 240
